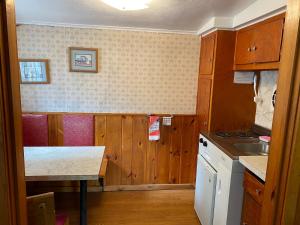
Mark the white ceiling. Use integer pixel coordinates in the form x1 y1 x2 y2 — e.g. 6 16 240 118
15 0 257 33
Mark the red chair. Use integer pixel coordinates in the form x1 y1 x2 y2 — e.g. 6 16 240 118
63 115 94 146
22 114 49 146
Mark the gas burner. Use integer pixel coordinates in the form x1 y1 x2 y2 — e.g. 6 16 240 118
236 131 256 138
215 131 257 139
215 131 234 138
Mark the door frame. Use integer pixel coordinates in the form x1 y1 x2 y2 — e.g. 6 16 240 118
260 0 300 224
0 0 27 225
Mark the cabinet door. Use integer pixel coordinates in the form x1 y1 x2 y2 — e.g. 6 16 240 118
196 77 212 132
241 192 262 225
254 18 284 63
235 29 255 65
199 33 215 75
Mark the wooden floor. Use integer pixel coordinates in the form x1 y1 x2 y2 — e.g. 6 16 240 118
55 189 201 225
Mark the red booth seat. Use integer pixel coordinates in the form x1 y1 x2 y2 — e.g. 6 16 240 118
22 114 49 146
63 115 94 146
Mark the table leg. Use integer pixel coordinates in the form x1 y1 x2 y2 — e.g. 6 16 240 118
80 180 87 225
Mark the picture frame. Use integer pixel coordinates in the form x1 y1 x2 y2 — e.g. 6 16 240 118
19 59 50 84
69 47 99 73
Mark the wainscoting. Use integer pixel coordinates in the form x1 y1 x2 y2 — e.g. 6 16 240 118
26 113 199 192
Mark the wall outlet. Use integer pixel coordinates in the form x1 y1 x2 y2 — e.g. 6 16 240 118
162 117 172 126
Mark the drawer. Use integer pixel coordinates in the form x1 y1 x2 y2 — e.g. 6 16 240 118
243 170 265 205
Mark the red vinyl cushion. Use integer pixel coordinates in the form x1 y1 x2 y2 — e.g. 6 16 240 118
22 114 49 146
63 115 94 146
56 214 68 225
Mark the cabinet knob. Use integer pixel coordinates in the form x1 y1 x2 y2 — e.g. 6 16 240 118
255 189 262 195
251 46 257 51
247 47 251 52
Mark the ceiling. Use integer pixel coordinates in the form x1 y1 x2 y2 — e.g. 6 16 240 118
15 0 256 33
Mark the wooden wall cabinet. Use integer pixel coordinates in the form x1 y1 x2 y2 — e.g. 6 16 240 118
234 14 285 71
196 30 256 132
241 170 265 225
199 33 215 75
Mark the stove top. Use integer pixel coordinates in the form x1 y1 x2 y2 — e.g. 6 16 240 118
215 131 257 139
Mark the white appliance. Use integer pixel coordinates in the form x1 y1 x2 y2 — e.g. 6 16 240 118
194 134 245 225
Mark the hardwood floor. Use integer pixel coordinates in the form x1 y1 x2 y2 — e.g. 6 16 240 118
55 190 201 225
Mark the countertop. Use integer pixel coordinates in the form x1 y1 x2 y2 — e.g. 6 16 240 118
200 131 268 181
201 131 261 160
239 156 268 181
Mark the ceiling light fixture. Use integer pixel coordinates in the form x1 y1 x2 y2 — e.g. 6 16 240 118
102 0 151 11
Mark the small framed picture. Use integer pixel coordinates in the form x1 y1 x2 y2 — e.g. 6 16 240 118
69 47 99 73
19 59 50 84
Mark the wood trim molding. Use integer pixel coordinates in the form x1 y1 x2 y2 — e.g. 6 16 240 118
0 1 27 225
27 184 195 193
260 0 300 224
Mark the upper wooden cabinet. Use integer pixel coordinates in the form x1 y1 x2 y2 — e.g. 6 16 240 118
196 31 256 132
199 33 216 75
196 76 212 131
234 14 285 70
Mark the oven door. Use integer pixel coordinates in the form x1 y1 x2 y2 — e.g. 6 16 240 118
194 155 217 225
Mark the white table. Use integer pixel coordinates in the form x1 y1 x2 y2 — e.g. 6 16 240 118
24 146 106 225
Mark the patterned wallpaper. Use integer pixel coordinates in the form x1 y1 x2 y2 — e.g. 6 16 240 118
255 71 278 129
17 25 200 114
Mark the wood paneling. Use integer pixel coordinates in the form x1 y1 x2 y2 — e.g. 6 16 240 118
131 116 148 185
105 116 122 186
156 119 171 184
180 116 197 183
25 113 199 192
121 115 133 185
169 116 183 184
48 114 63 146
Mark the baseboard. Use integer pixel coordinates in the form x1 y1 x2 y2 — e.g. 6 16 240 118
27 184 195 193
104 184 195 192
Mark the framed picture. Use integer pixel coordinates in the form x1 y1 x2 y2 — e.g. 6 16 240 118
19 59 50 84
69 47 99 73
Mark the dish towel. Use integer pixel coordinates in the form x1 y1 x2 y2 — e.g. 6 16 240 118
149 116 160 141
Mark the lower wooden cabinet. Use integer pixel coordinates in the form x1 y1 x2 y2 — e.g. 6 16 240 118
241 170 265 225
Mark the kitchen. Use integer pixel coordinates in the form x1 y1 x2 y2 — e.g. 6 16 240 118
0 1 300 225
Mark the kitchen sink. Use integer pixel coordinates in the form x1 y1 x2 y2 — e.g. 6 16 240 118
233 142 269 156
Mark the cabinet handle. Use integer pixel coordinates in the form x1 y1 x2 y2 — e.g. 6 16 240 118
251 46 257 51
255 189 261 195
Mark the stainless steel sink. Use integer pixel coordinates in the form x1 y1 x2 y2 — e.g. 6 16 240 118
233 142 269 156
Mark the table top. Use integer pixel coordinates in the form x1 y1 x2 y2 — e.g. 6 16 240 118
24 146 105 181
239 156 268 181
